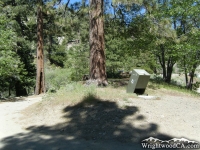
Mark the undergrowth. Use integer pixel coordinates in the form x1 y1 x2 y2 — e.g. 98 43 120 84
43 82 138 106
43 82 97 105
42 74 199 107
148 79 200 97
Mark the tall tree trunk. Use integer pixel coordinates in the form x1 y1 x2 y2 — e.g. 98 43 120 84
158 44 166 80
187 71 194 90
183 55 188 87
48 35 53 64
158 45 175 83
187 64 197 90
165 57 174 83
9 83 11 97
89 0 108 86
35 0 45 95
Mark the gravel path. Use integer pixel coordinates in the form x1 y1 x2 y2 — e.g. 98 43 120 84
0 96 42 148
0 91 200 150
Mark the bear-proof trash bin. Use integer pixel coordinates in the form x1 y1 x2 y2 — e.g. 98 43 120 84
127 69 150 94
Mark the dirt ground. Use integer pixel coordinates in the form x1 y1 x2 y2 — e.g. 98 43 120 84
0 89 200 150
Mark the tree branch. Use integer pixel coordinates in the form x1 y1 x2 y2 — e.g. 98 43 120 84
64 0 70 16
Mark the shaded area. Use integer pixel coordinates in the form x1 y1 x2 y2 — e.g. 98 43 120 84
0 95 40 102
108 78 129 88
0 97 27 102
1 94 174 150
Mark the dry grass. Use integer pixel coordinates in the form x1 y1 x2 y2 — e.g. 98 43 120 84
147 80 200 97
23 83 139 116
20 80 200 142
23 80 200 122
21 83 141 128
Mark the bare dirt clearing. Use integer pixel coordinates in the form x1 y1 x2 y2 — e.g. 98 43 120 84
0 88 200 150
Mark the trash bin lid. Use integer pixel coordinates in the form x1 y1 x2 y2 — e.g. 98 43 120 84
134 69 150 76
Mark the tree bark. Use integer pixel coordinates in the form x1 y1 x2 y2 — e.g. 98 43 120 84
187 64 197 90
165 57 174 83
48 35 53 64
158 45 175 83
89 0 108 86
183 55 188 87
187 71 194 90
35 1 45 95
158 44 166 80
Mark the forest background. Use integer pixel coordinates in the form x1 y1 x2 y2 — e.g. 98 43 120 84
0 0 200 97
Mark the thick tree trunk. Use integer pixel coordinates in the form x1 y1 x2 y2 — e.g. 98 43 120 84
48 35 53 64
165 68 173 83
165 57 174 83
158 45 175 83
9 85 11 97
187 71 194 90
35 1 45 95
161 45 167 80
89 0 108 86
187 64 197 90
158 44 166 80
183 55 188 87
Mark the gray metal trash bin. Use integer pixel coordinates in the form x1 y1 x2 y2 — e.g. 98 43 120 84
127 69 150 94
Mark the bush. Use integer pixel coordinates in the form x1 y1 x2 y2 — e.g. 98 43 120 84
64 45 89 81
45 67 71 92
193 82 200 90
43 82 97 104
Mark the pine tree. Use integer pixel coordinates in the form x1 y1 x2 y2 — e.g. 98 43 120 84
35 0 45 95
89 0 108 86
0 13 24 96
1 0 36 96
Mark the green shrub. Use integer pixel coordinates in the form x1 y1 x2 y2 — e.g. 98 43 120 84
193 82 200 90
64 45 89 81
45 67 71 92
43 82 97 104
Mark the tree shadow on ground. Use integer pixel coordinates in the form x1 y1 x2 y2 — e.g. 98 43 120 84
0 97 27 102
1 94 174 150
